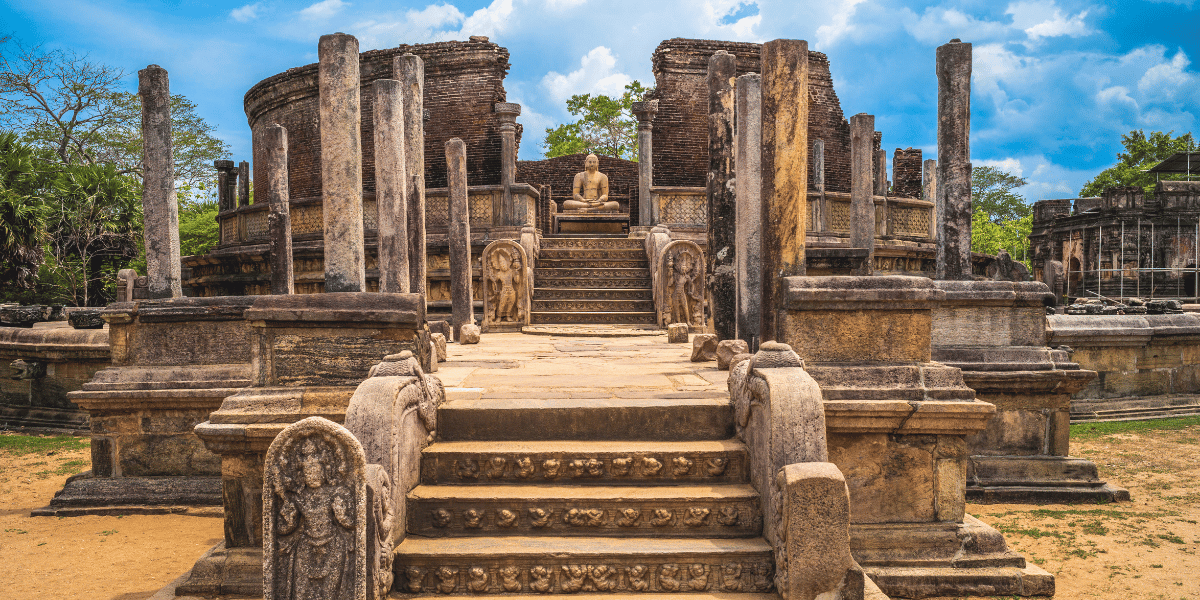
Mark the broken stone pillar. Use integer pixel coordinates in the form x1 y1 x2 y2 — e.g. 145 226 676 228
238 161 250 207
396 53 427 297
759 39 808 343
259 124 294 295
936 39 973 281
924 158 938 239
707 50 737 342
319 32 365 293
849 114 875 275
215 160 237 212
735 73 763 350
632 100 658 226
495 102 521 227
374 78 410 294
446 138 473 341
137 65 182 299
812 138 826 232
873 149 887 197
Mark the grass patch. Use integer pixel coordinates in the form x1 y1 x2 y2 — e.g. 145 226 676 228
0 434 88 456
1157 533 1185 544
32 458 88 479
1071 415 1200 441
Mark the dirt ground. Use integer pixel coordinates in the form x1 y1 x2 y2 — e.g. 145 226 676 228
1 422 1198 600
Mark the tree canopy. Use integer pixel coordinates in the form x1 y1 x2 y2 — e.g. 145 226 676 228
1080 130 1196 197
971 164 1032 265
543 81 651 161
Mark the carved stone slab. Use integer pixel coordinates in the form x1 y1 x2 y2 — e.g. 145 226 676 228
656 240 707 328
482 240 530 333
264 416 368 600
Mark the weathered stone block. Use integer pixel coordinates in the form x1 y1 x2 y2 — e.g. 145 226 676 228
459 323 480 344
667 323 689 343
716 339 750 370
966 408 1048 457
118 432 220 477
828 433 936 524
431 333 447 362
777 462 864 600
781 310 932 363
691 333 718 361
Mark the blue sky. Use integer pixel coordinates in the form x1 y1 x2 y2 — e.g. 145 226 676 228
2 0 1198 201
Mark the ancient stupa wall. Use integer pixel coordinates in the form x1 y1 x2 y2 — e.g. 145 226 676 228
649 38 852 194
244 37 514 204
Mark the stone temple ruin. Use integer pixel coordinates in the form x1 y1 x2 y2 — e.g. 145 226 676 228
13 29 1198 600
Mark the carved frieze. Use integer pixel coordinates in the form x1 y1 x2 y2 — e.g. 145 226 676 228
431 452 744 483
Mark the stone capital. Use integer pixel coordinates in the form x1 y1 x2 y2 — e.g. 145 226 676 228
632 100 659 125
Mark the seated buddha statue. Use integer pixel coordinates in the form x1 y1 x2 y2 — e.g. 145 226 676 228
562 153 620 212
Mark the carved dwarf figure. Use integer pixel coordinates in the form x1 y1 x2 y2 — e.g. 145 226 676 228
564 153 618 212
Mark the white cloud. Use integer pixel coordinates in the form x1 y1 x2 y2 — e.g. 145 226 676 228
545 0 589 8
230 3 261 22
448 0 515 41
300 0 348 21
1139 49 1194 95
977 157 1025 178
815 0 867 47
1006 2 1092 42
353 4 465 49
899 6 1012 46
541 46 632 105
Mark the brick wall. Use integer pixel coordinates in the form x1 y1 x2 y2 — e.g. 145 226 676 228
648 39 853 193
517 154 639 230
893 147 923 199
246 38 513 203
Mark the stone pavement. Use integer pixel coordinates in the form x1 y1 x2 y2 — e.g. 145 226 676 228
436 332 727 401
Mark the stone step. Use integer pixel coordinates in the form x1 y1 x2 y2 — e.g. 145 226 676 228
536 277 652 290
533 299 656 312
540 237 646 250
398 594 778 600
533 288 653 301
538 247 646 260
421 440 748 486
536 267 650 279
437 398 733 441
538 258 650 269
531 311 657 325
407 484 761 538
393 536 775 595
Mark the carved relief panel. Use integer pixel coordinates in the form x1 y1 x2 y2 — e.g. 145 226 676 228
482 240 530 333
656 240 707 329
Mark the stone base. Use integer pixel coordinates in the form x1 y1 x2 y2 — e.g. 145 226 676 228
852 515 1052 597
1071 394 1200 422
174 541 262 597
31 472 221 516
0 404 88 434
967 455 1130 503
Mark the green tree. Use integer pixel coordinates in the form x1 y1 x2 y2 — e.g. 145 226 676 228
543 81 651 160
971 164 1032 264
179 197 219 257
0 131 51 288
1080 130 1197 197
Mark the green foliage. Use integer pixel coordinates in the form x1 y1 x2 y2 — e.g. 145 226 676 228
179 198 219 257
544 81 651 160
1080 130 1197 197
0 131 50 287
971 164 1032 263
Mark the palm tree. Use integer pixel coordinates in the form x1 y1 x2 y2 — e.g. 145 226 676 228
0 131 48 288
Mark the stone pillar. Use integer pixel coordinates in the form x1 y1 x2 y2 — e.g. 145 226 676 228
396 53 427 297
374 79 410 294
873 149 887 196
812 138 826 232
707 50 737 342
495 102 521 227
319 32 365 293
850 113 875 276
215 160 237 212
936 39 973 281
137 65 182 299
446 138 473 340
924 158 938 239
760 39 809 343
260 124 294 295
632 100 658 226
735 74 762 350
238 161 250 207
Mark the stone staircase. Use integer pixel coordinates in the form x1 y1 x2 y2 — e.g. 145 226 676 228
531 236 657 325
391 395 777 597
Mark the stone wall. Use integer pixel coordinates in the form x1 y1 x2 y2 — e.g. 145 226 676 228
1049 313 1200 399
649 39 852 194
893 147 923 199
246 37 514 203
517 153 639 229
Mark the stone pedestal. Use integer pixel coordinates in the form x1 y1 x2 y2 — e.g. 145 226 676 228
179 292 429 596
779 276 1053 598
42 297 256 515
931 280 1127 503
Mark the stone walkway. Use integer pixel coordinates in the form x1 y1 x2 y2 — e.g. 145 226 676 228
436 332 729 401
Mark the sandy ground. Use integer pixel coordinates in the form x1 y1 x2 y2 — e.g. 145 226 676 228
3 423 1197 600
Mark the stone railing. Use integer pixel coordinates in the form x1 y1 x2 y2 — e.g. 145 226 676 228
809 191 933 240
650 186 707 229
214 184 541 248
